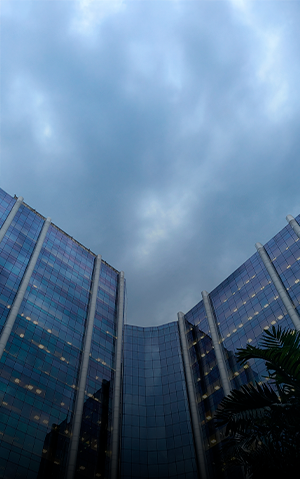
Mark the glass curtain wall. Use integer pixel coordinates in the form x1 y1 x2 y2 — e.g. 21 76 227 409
121 323 198 479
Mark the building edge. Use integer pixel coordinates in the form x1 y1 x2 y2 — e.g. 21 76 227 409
110 271 125 479
178 312 208 479
66 255 102 479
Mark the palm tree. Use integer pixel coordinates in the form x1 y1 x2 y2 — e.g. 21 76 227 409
215 326 300 479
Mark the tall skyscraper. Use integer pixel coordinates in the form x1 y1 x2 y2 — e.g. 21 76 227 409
0 187 299 479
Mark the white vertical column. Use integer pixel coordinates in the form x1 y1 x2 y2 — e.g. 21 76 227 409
256 242 300 331
0 196 24 244
110 271 125 479
0 217 51 361
286 214 300 239
178 312 208 479
202 291 231 396
66 254 102 479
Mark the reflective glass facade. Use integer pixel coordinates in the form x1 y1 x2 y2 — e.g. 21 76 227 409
183 216 300 478
1 187 300 479
0 190 122 479
121 323 198 479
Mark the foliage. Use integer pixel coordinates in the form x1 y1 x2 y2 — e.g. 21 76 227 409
215 326 300 479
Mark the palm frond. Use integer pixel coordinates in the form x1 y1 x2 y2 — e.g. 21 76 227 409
236 326 300 386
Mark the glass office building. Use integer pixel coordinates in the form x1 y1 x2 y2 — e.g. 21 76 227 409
121 323 198 479
0 189 124 479
0 187 300 479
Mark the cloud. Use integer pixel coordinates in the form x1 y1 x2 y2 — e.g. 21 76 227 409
71 0 126 35
2 0 300 326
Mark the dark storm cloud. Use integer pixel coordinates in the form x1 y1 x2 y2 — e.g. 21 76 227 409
1 0 300 325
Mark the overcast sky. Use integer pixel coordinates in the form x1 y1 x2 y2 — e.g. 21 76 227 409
1 0 300 326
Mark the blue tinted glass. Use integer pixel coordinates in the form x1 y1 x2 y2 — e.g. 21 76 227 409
121 323 198 479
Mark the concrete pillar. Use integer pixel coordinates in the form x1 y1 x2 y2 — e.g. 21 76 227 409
0 196 23 244
256 242 300 331
178 312 208 479
66 255 102 479
0 217 51 361
110 271 125 479
202 291 231 396
286 214 300 239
